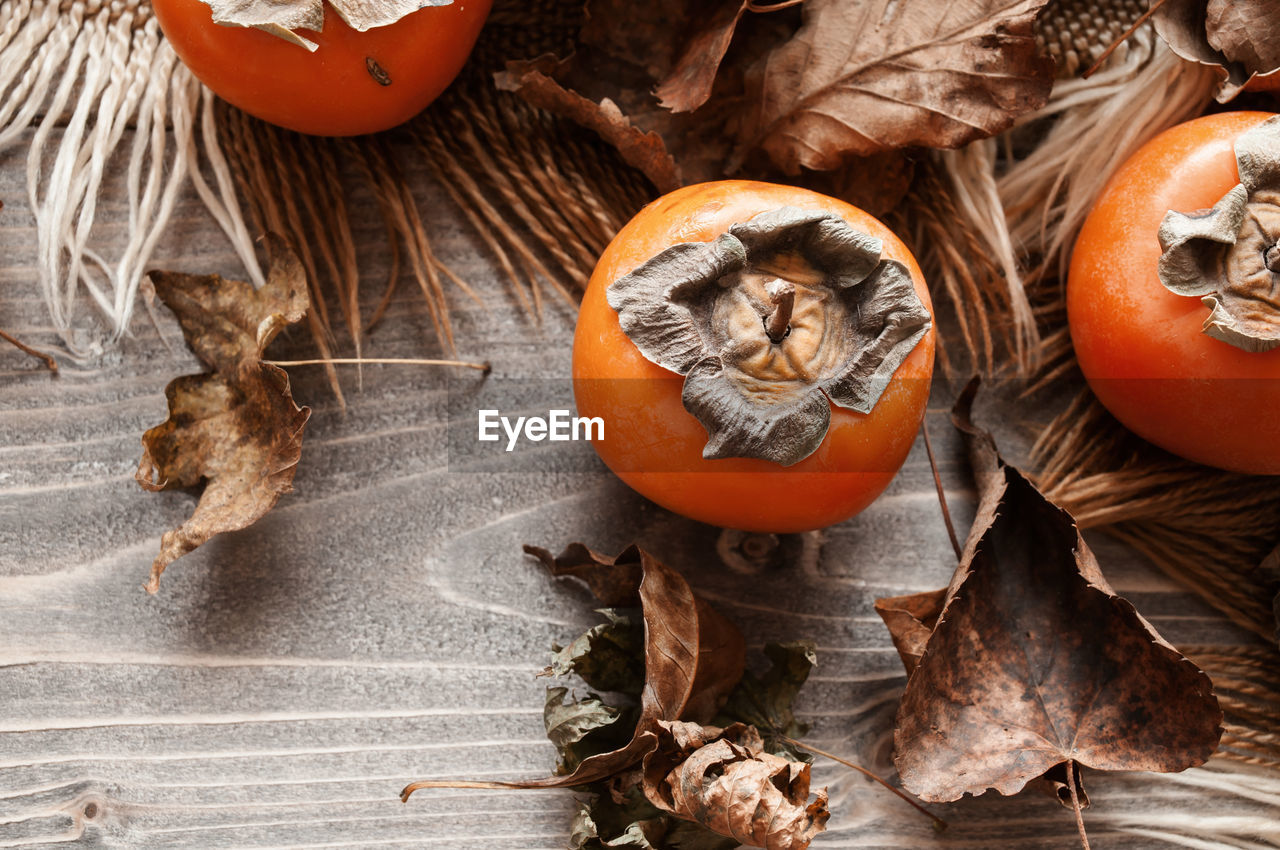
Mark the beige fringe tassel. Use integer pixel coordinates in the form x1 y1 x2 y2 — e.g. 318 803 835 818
0 0 258 360
1032 391 1280 644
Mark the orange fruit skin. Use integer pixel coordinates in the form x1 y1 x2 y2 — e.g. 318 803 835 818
573 180 936 532
154 0 492 136
1068 111 1280 474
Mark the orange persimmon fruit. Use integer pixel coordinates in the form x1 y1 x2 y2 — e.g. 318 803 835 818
1069 111 1280 474
573 181 936 532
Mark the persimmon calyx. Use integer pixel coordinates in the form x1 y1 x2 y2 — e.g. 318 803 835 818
607 207 932 466
197 0 452 50
1158 115 1280 353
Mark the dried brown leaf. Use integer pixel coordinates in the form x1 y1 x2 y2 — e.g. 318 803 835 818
640 721 829 850
885 380 1222 803
872 587 944 676
737 0 1055 174
136 236 311 593
475 545 745 787
1155 0 1280 101
495 0 795 188
496 56 683 193
654 0 752 113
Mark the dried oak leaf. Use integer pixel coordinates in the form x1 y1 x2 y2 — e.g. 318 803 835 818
880 380 1222 803
136 236 310 593
735 0 1055 174
1155 0 1280 102
640 721 829 850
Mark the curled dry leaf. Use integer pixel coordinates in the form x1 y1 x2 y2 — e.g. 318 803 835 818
198 0 451 50
1155 0 1280 102
640 721 829 850
403 544 745 793
878 379 1222 803
736 0 1055 174
653 0 751 114
136 235 311 593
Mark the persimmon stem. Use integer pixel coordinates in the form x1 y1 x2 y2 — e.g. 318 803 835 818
765 283 795 344
1 329 58 374
779 735 947 832
922 418 961 561
265 357 491 374
1067 761 1091 850
1082 0 1168 79
1265 244 1280 273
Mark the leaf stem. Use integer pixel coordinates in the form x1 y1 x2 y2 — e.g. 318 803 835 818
746 0 803 11
265 357 491 374
401 779 535 802
1082 0 1168 79
1067 761 1091 850
921 418 960 561
0 329 58 374
780 735 947 832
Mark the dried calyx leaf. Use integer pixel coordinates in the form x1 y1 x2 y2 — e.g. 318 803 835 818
735 0 1055 173
1158 115 1280 352
137 235 311 593
880 380 1223 804
607 207 931 465
198 0 451 50
640 721 829 850
1155 0 1280 102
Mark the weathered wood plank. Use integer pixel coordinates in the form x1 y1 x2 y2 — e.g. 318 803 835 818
2 128 1278 850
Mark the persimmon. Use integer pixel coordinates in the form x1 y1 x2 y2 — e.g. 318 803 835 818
1068 111 1280 474
573 181 936 532
153 0 491 136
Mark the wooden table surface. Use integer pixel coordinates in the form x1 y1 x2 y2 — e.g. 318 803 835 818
2 128 1278 849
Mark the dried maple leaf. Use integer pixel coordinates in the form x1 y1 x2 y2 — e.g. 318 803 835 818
1155 0 1280 102
136 235 311 593
880 380 1222 804
735 0 1055 174
640 721 829 850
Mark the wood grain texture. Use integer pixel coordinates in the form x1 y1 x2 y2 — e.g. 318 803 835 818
2 128 1279 849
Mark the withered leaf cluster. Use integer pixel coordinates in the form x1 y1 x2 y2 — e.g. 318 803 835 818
404 543 828 849
497 0 1054 215
1155 0 1280 102
136 235 311 593
877 381 1223 804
